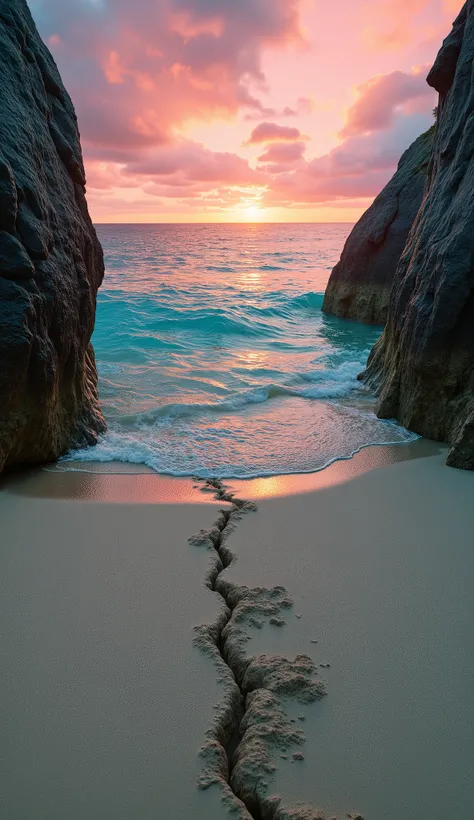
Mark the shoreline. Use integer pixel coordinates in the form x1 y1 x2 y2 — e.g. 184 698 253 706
2 437 442 503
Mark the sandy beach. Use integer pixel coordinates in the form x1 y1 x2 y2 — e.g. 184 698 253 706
0 472 230 820
225 444 474 818
1 442 473 819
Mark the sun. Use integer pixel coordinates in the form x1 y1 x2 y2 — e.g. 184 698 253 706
246 206 262 220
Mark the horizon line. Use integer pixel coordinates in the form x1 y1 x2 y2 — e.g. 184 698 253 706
93 220 356 226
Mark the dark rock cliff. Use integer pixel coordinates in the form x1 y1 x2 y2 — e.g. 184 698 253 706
362 1 474 469
0 1 105 472
322 127 434 325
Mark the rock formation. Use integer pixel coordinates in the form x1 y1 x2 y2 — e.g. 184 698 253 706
0 2 105 473
322 127 434 325
362 1 474 469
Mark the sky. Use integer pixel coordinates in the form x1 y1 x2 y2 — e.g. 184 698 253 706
30 0 463 223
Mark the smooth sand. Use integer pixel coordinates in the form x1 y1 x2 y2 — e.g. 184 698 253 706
224 449 474 818
1 443 473 819
0 473 230 820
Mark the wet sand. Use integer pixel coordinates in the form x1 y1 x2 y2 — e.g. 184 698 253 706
1 442 473 819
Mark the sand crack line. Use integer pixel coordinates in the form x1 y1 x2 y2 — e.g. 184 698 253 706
189 478 359 820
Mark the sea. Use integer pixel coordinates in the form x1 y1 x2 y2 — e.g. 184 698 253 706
65 223 417 478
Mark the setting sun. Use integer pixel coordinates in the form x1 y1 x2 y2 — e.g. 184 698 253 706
246 205 263 220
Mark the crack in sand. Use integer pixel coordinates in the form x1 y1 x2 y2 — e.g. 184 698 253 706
190 479 335 820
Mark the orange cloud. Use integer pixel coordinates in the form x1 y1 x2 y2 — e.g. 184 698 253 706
257 141 306 164
103 51 126 84
341 66 434 137
246 122 305 144
169 11 224 39
39 0 304 163
31 0 448 221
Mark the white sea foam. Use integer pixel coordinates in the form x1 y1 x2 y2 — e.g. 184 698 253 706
64 401 418 480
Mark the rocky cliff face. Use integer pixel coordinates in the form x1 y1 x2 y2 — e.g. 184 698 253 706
0 1 105 472
322 127 434 325
362 1 474 469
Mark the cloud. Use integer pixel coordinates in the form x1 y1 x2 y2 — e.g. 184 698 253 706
257 141 306 163
340 66 434 137
243 96 315 121
246 122 304 144
287 97 317 116
125 141 262 184
29 0 441 218
85 139 264 213
264 110 433 206
29 0 310 214
79 72 433 213
31 0 304 157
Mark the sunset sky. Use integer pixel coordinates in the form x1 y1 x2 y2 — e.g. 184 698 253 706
30 0 462 223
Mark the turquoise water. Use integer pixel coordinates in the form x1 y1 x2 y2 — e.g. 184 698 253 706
66 223 416 477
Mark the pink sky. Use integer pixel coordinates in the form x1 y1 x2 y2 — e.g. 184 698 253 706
31 0 463 223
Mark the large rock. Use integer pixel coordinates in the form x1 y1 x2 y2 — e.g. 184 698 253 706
0 1 105 472
362 2 474 469
322 127 434 325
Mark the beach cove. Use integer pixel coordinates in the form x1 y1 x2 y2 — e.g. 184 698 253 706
1 2 474 818
2 440 473 819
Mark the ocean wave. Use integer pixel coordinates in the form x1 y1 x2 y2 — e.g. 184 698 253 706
165 311 277 337
112 359 368 428
96 289 326 336
288 291 324 310
300 357 369 386
117 386 287 426
62 422 419 479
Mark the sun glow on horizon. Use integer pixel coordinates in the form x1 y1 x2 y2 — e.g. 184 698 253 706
245 205 264 220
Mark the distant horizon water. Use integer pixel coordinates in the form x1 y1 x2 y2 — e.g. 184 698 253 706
93 221 356 225
64 223 418 478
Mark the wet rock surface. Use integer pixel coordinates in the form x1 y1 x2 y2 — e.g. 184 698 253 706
362 1 474 469
0 1 105 472
322 128 433 325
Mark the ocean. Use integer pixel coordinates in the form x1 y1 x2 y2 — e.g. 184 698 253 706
65 223 417 478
